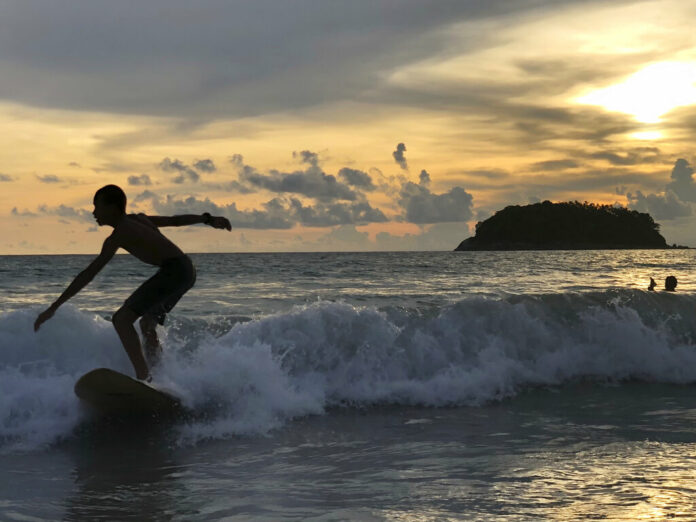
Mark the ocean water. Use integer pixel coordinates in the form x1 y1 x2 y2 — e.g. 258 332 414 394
3 250 696 520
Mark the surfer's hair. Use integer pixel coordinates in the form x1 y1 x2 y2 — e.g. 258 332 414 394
94 185 126 213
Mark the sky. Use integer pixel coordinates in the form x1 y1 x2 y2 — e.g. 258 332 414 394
2 0 696 254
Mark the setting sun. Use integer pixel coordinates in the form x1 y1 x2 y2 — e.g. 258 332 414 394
577 61 696 123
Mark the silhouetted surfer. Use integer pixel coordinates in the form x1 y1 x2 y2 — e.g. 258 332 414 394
34 185 231 380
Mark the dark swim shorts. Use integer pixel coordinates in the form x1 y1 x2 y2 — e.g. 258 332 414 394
124 255 196 325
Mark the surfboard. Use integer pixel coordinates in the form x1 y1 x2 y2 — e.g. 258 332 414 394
74 368 183 417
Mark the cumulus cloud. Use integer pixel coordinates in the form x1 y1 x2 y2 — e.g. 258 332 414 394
137 190 387 229
193 159 216 173
392 143 408 170
626 189 691 220
128 174 152 186
419 169 431 185
145 193 294 229
240 159 358 202
38 204 93 222
624 159 696 221
11 207 37 217
666 158 696 202
159 157 199 183
338 167 376 190
398 182 474 224
293 150 320 168
229 154 244 166
289 198 387 227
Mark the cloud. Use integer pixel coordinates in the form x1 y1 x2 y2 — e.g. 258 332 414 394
624 159 696 221
626 190 691 220
11 207 37 217
419 169 431 185
666 158 696 202
127 174 152 186
590 147 663 166
392 143 408 170
288 198 387 226
240 160 359 202
158 157 199 183
0 173 13 182
193 159 216 173
147 193 294 230
338 167 376 190
398 182 474 223
0 1 563 118
36 174 62 183
293 150 319 168
138 191 387 229
530 159 580 171
37 204 94 223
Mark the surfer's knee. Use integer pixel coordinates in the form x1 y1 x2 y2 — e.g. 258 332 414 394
112 307 137 329
139 315 156 333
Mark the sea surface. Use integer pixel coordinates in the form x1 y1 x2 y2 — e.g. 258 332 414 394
3 250 696 520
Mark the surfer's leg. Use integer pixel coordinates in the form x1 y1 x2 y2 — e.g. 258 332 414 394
113 306 150 380
140 315 162 367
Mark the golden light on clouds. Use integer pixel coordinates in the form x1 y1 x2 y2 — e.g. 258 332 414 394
3 0 696 252
576 61 696 124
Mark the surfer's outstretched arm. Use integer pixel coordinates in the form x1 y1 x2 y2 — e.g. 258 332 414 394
34 236 118 331
146 213 231 230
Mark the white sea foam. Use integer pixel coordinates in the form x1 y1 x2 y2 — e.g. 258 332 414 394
3 291 696 450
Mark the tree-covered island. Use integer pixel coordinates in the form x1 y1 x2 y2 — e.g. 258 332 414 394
454 200 685 251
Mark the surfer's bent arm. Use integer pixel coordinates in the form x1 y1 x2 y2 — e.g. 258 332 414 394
34 237 118 331
147 213 232 231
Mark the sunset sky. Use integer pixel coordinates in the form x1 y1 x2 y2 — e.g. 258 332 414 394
2 0 696 253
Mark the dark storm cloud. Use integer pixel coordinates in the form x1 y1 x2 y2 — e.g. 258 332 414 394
392 143 408 170
127 174 152 186
398 182 474 223
0 0 601 119
338 167 376 190
159 157 199 183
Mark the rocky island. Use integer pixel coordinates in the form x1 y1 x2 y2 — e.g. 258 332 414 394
455 200 676 251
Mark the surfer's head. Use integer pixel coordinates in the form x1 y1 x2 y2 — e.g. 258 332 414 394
93 184 126 226
665 275 677 291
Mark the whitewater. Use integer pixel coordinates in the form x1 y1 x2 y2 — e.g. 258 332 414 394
3 250 696 520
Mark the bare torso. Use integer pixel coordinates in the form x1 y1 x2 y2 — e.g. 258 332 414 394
111 214 184 266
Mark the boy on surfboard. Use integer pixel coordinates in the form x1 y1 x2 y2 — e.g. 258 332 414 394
34 184 231 381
